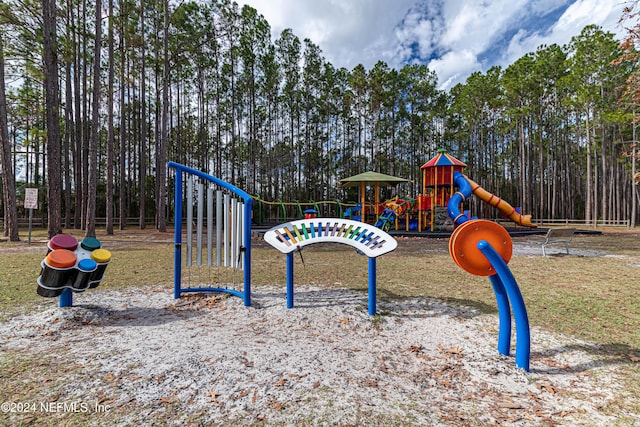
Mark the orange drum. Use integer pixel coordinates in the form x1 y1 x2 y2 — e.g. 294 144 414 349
37 249 78 297
449 220 512 276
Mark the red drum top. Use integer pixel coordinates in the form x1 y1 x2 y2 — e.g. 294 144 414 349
49 234 79 251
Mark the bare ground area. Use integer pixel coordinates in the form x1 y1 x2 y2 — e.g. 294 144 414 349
1 283 636 426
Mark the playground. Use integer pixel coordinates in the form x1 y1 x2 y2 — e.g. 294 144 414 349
0 160 638 425
253 149 539 235
0 227 639 426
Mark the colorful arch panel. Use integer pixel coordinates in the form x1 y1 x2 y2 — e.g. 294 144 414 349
264 218 397 258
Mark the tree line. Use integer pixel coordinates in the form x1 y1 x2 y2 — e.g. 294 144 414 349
0 0 639 240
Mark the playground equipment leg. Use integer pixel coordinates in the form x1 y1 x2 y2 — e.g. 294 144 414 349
173 171 183 299
478 240 531 371
59 288 73 308
242 202 252 306
281 250 378 315
368 257 376 315
488 274 512 357
286 252 294 309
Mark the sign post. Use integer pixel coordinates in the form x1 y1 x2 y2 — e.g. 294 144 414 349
24 188 38 244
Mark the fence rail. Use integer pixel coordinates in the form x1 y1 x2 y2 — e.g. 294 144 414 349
532 218 631 228
5 217 153 229
4 215 634 230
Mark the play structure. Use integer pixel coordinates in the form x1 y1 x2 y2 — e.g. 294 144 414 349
168 162 253 305
447 171 531 371
252 148 536 234
263 218 397 315
36 234 112 307
374 149 535 232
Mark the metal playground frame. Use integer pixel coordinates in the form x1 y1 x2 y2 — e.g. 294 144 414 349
168 162 253 306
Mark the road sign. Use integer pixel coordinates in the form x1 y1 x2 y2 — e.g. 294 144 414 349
24 188 38 210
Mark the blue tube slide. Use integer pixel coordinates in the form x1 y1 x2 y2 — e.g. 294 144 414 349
448 171 472 225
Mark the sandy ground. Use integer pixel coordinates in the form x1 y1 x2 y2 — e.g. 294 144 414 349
1 277 636 426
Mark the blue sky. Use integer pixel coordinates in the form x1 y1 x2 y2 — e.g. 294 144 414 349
235 0 627 90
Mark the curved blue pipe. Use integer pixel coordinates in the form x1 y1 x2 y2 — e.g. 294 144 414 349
488 274 512 357
478 240 531 371
448 171 472 226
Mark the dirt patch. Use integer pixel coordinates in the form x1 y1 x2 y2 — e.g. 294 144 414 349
1 285 634 426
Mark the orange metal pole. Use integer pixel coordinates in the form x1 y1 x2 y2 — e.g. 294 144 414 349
449 165 454 202
375 182 379 216
361 181 365 223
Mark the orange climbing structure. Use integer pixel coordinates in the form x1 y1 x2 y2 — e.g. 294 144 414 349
377 148 535 232
419 149 467 231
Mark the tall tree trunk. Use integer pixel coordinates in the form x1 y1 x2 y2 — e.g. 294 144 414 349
64 4 73 229
64 64 73 229
73 0 83 229
0 34 19 241
600 124 607 223
593 146 598 224
85 0 102 238
156 0 169 232
81 0 89 229
632 120 637 228
519 117 527 213
538 126 544 220
42 0 63 238
139 2 147 230
105 0 114 235
118 3 126 230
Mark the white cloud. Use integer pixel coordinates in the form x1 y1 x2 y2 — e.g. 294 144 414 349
503 0 625 67
393 1 448 64
440 0 527 51
234 0 627 89
505 29 537 63
236 0 419 70
428 49 481 90
558 0 620 28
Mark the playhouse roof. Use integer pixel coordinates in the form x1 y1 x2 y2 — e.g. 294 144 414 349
339 171 409 187
421 149 466 169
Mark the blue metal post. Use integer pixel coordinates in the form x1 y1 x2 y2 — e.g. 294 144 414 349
478 240 531 371
286 252 294 308
243 198 253 306
488 273 512 356
59 288 72 307
173 171 183 299
368 257 376 315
